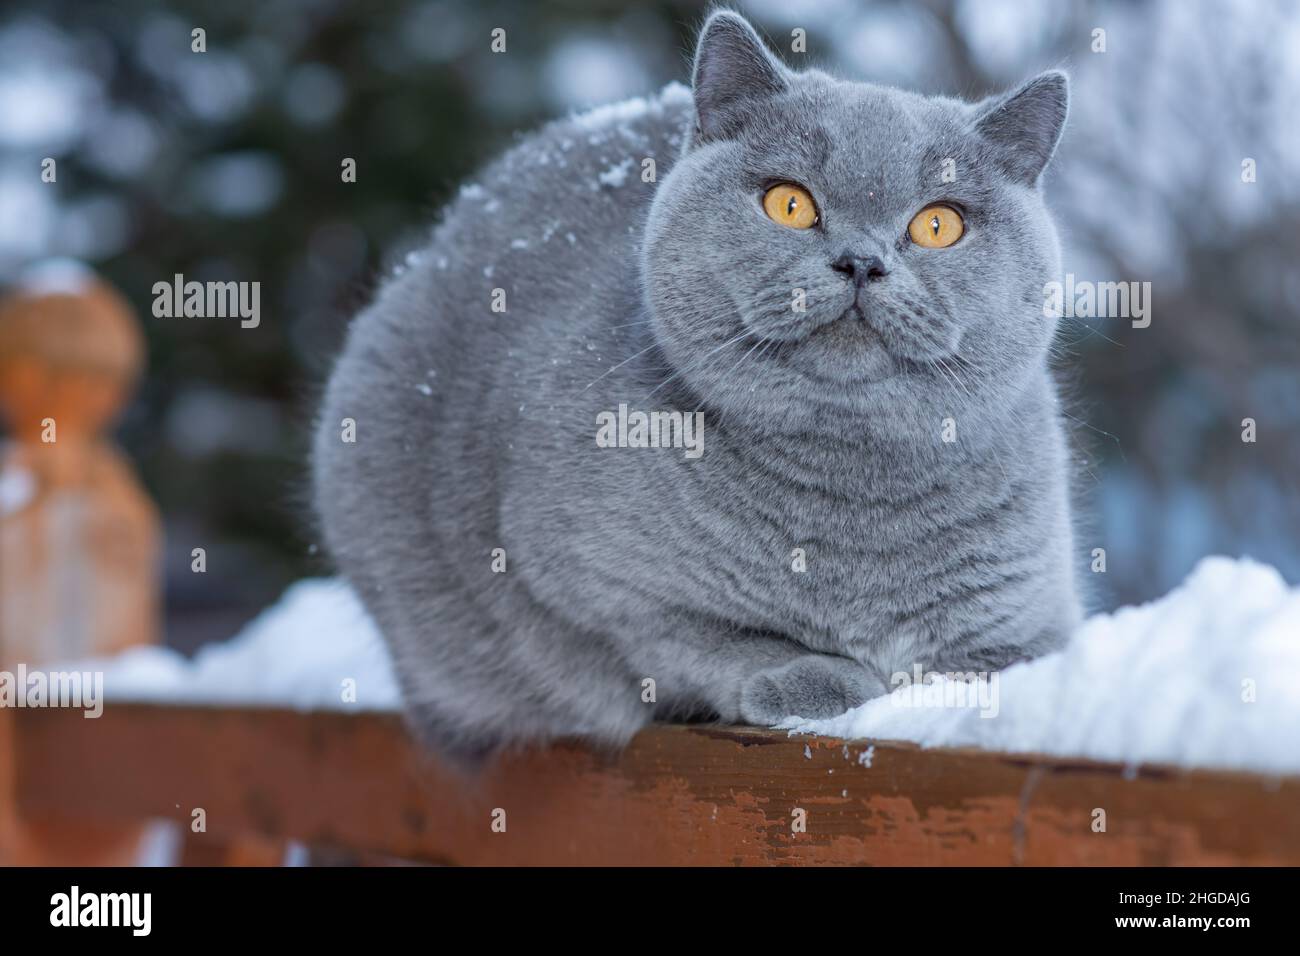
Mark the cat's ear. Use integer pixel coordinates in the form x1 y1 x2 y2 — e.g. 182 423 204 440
973 70 1069 186
690 11 789 144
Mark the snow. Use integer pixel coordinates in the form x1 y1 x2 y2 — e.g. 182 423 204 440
89 556 1300 775
596 157 634 188
94 579 400 711
782 557 1300 775
569 81 691 132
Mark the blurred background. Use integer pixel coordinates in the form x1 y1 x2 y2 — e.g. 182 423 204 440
1 0 1297 653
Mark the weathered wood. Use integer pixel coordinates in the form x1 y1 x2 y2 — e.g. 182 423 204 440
179 832 286 867
14 704 1300 865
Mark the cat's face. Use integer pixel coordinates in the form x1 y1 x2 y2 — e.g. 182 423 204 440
643 12 1068 439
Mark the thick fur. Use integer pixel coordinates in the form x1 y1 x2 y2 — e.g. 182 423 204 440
312 11 1082 759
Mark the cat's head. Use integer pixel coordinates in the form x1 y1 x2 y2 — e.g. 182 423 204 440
643 10 1068 439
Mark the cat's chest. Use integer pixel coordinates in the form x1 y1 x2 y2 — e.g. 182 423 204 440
670 443 1027 651
679 465 951 638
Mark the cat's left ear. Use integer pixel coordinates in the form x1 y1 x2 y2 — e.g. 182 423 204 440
690 11 790 144
973 70 1069 186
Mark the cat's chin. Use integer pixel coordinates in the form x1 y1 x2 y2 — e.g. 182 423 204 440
779 315 900 385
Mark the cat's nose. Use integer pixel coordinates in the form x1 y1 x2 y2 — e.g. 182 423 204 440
831 253 888 284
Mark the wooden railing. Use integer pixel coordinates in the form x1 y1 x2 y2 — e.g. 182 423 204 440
13 703 1300 865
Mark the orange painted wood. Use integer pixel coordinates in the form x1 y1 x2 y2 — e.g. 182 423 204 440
0 276 159 663
0 275 159 865
14 704 1300 865
179 832 286 867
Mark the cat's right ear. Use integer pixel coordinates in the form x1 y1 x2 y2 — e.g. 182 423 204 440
690 11 789 144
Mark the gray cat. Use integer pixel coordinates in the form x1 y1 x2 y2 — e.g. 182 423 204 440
312 10 1082 760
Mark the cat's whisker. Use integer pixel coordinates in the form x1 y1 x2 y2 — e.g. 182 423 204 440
926 357 969 421
582 340 664 391
644 326 755 400
601 319 655 332
928 356 967 409
1057 317 1125 350
931 356 1018 486
935 356 974 404
702 334 770 425
1059 409 1127 462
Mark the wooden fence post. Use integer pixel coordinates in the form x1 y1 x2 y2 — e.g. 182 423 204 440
0 266 159 865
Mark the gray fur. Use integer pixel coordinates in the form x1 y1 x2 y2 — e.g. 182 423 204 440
312 10 1082 759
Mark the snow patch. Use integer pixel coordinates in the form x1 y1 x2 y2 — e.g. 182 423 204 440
782 557 1300 775
597 157 634 188
569 81 691 132
93 579 400 711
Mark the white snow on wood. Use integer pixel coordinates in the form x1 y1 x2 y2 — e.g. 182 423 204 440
95 578 400 711
91 556 1300 774
783 557 1300 775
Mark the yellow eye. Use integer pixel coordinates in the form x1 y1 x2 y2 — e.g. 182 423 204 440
762 183 818 229
908 204 964 248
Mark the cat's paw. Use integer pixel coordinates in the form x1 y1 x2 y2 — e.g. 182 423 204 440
739 656 884 725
